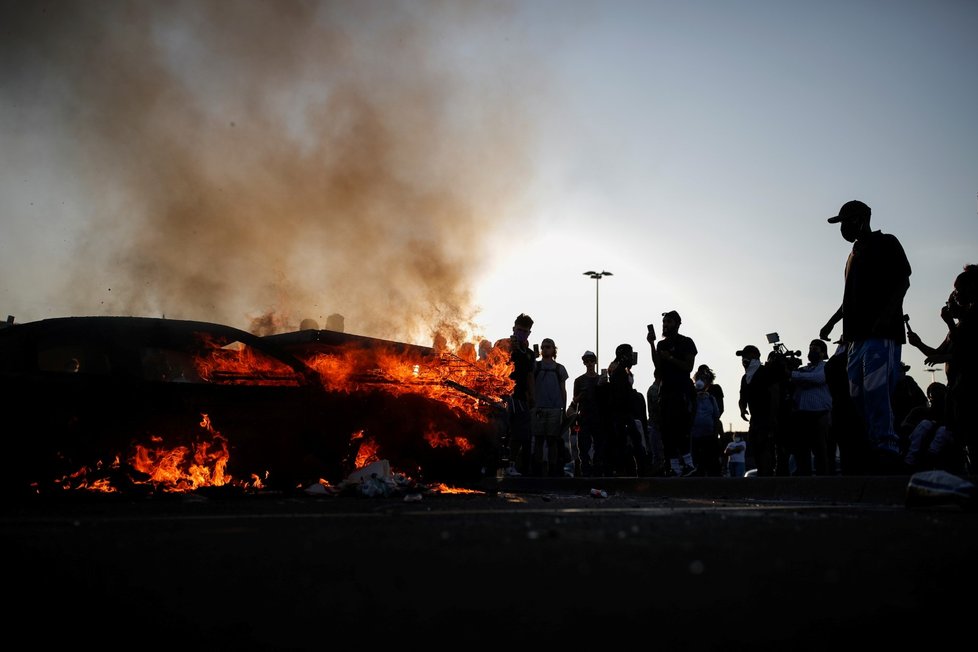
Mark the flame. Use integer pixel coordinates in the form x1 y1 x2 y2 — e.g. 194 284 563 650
351 431 380 469
424 427 473 454
58 458 121 492
129 413 232 491
59 414 257 494
302 341 515 423
192 333 301 386
52 335 514 494
428 482 484 495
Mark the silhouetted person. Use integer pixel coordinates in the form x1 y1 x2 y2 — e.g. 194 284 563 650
736 345 780 476
646 369 666 472
891 364 926 443
789 339 833 475
530 338 569 477
570 350 601 476
695 364 725 475
825 341 868 474
688 378 720 476
504 313 536 476
903 382 951 471
723 432 747 478
820 200 911 473
906 307 954 381
648 310 697 476
943 264 978 473
595 343 645 476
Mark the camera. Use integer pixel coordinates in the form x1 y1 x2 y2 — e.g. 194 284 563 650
614 343 637 367
616 351 638 366
765 332 802 371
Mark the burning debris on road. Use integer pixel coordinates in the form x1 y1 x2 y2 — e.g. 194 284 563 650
0 316 513 497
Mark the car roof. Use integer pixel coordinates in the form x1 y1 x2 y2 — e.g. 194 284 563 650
0 316 320 383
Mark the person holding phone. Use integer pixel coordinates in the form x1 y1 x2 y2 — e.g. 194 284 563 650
648 310 698 477
595 342 649 476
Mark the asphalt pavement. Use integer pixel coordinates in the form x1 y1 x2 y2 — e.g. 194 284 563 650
5 473 976 650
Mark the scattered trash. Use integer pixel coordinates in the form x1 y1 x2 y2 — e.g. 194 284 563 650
905 470 976 510
344 460 392 486
329 459 456 498
589 488 608 499
303 482 333 496
358 474 395 497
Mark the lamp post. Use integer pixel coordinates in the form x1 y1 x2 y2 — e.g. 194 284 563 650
583 270 612 369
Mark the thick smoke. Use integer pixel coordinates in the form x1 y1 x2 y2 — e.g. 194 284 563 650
0 0 536 347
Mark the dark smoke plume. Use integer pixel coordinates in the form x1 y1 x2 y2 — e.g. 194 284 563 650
0 0 537 347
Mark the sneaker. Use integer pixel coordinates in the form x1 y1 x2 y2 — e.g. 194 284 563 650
505 465 522 477
681 465 701 478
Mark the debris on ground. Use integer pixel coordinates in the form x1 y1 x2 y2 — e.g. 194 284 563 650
300 460 475 499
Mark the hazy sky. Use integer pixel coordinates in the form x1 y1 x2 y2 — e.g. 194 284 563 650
2 0 976 431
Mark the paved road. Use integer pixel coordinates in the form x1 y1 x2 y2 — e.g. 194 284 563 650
5 477 975 650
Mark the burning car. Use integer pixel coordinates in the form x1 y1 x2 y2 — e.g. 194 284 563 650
0 316 505 496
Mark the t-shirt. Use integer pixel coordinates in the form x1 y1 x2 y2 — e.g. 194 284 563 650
842 230 911 342
573 373 601 424
656 333 697 393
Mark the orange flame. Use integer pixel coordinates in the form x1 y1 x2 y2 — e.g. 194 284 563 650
424 426 474 454
192 334 302 386
129 413 233 492
302 341 515 424
55 334 514 493
428 482 484 495
351 431 380 469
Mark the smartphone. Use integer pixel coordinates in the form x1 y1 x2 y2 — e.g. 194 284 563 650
647 323 656 339
533 343 539 356
631 351 639 366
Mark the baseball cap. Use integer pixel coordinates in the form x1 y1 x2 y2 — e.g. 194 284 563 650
661 310 682 323
582 350 596 361
827 200 871 224
736 345 761 358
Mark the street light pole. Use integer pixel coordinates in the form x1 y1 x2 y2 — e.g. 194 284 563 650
583 270 612 369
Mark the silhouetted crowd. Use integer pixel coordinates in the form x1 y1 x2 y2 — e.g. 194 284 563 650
493 201 977 478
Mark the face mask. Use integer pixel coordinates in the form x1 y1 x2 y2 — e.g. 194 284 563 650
841 221 860 243
695 379 705 390
808 351 821 363
741 357 751 369
513 329 529 344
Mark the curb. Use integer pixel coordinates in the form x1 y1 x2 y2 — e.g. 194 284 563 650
480 475 924 505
